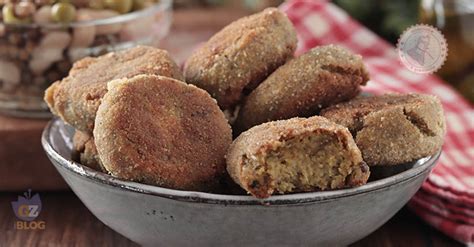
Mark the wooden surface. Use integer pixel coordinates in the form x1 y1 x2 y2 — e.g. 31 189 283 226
0 192 462 246
0 115 68 191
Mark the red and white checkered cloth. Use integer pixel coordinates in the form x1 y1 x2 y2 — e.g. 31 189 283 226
280 0 474 244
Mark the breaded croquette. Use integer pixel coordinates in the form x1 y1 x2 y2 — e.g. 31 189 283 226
234 45 369 133
45 46 184 133
184 8 297 110
94 75 232 191
321 93 445 166
226 116 370 198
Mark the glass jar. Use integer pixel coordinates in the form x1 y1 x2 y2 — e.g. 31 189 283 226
420 0 474 103
0 0 172 118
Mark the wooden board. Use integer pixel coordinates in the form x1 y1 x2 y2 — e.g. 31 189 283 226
0 115 68 191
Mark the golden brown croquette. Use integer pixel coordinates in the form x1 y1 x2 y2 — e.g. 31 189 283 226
184 8 297 110
93 75 232 191
45 46 184 133
72 130 104 172
320 93 446 166
226 116 370 199
234 45 369 133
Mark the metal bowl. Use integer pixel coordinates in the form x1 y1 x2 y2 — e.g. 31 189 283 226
41 118 440 246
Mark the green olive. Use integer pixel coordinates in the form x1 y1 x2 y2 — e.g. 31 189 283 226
2 4 31 24
51 2 76 23
34 0 55 6
89 0 105 9
105 0 133 14
133 0 156 10
132 0 147 10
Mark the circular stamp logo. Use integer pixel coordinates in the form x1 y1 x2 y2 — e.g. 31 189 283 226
397 24 448 74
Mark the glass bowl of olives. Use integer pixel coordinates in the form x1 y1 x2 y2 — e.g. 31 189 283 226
0 0 172 117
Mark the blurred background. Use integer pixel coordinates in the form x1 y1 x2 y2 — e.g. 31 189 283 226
174 0 474 104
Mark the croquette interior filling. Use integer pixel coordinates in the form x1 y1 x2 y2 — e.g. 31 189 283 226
246 133 355 194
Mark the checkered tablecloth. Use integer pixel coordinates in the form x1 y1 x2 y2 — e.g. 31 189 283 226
280 0 474 244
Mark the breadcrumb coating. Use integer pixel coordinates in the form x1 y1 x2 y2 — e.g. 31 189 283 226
45 46 184 133
184 8 297 110
94 75 232 191
226 116 369 198
72 130 104 172
321 93 446 166
234 45 369 133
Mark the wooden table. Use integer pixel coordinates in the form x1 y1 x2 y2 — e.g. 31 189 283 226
0 192 461 246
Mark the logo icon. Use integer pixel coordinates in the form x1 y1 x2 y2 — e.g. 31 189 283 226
11 189 46 230
397 24 448 74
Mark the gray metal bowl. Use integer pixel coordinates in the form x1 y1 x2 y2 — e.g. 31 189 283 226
41 118 440 246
